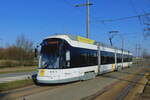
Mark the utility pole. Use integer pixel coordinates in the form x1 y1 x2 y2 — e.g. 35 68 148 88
75 0 93 38
121 37 124 69
138 44 141 58
135 44 138 58
136 43 141 58
86 0 90 38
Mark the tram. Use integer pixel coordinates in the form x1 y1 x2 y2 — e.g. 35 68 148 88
35 34 132 84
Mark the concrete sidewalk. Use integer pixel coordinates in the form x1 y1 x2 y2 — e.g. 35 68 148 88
0 72 34 83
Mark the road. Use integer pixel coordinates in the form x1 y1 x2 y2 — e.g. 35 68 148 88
0 65 148 100
0 72 35 83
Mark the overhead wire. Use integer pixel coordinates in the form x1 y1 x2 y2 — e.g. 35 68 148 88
146 0 150 4
62 0 86 36
63 0 115 35
128 0 144 32
98 13 150 23
62 0 150 52
63 0 150 30
129 0 145 50
63 0 149 38
63 0 75 7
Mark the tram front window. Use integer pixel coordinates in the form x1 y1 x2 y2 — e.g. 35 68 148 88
39 39 61 69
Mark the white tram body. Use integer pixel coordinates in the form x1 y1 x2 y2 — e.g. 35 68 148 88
36 34 132 84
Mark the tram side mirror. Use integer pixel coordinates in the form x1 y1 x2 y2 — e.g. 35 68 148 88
35 44 40 58
66 50 70 61
34 48 38 58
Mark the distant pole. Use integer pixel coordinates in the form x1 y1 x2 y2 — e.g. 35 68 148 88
135 44 137 58
138 44 141 58
0 38 3 48
86 0 90 38
75 0 92 38
121 36 124 69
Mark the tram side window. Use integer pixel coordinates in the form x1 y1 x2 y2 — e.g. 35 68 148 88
70 47 98 68
88 50 98 66
131 56 133 61
126 55 129 62
101 51 115 65
70 48 83 67
79 50 88 67
123 55 128 62
123 54 133 62
128 55 133 62
60 41 72 69
117 54 122 63
117 54 132 63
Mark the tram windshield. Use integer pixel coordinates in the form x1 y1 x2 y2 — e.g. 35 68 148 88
39 39 62 69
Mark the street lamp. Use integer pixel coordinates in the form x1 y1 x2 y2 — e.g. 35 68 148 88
117 34 124 69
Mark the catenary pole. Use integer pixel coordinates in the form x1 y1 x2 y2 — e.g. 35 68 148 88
75 0 92 38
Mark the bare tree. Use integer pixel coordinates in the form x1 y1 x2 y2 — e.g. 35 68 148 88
15 34 33 52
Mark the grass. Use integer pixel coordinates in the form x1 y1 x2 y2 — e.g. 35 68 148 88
0 66 37 74
0 79 34 92
0 69 35 74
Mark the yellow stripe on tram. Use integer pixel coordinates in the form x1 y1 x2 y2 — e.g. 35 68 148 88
40 69 45 77
77 36 95 44
112 64 115 71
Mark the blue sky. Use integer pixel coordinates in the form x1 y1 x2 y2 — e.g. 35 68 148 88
0 0 150 55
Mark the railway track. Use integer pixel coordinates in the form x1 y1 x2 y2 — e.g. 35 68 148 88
115 71 146 100
0 84 61 100
82 67 148 100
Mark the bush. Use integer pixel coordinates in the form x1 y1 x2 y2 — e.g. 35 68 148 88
0 60 37 67
0 34 37 68
0 60 20 67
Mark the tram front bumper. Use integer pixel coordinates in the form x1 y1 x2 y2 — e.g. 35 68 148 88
37 76 81 84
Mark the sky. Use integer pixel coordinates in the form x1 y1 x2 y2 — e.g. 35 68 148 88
0 0 150 55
